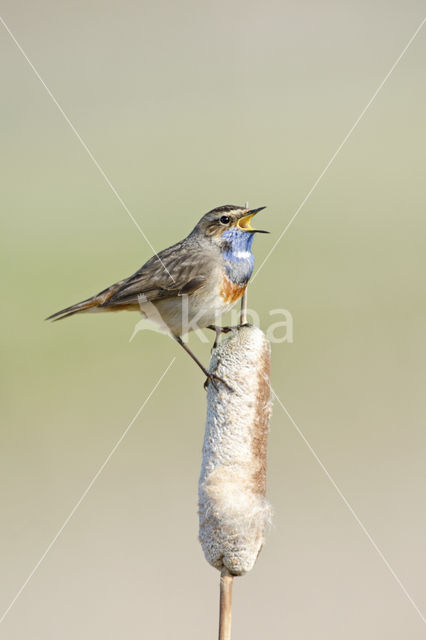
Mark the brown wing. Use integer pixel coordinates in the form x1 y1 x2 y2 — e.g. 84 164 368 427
102 240 209 307
47 238 210 321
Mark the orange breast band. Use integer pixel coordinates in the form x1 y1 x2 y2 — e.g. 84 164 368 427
219 275 246 304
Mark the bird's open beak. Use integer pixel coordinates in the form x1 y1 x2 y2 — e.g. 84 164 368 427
237 207 269 233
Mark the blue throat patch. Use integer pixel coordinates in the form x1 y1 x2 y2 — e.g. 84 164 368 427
221 227 255 285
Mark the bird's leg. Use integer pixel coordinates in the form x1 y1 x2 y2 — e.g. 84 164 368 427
174 335 232 391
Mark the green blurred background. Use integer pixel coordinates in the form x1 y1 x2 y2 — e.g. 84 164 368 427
1 1 426 638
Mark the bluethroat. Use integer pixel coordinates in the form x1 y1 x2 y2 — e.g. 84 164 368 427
47 205 268 388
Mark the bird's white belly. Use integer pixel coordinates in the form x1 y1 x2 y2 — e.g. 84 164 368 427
140 280 241 337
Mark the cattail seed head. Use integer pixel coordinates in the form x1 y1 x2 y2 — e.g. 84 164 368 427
199 325 272 576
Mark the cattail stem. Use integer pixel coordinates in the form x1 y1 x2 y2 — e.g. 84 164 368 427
219 568 233 640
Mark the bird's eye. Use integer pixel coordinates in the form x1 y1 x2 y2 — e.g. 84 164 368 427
220 215 230 225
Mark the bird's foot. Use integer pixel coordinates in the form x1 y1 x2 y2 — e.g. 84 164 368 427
203 372 233 393
207 324 233 349
207 323 252 349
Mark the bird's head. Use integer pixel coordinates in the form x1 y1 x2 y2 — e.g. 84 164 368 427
192 205 268 249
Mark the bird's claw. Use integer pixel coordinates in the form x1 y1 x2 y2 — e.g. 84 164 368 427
207 324 233 350
207 323 253 350
203 372 233 392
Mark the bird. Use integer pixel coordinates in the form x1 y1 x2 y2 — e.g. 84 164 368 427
47 204 268 388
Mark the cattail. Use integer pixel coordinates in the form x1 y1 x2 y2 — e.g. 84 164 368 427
198 324 272 638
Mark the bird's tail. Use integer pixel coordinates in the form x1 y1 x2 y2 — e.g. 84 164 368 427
46 281 126 322
46 295 103 321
